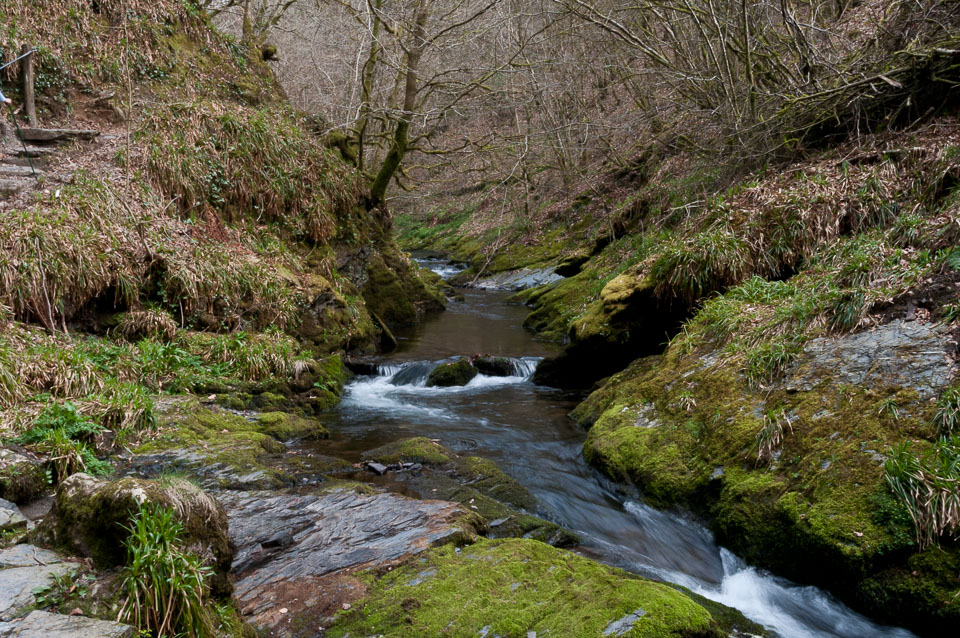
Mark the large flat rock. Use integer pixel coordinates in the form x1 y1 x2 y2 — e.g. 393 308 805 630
0 611 134 638
0 545 62 569
471 267 563 291
787 320 955 399
219 487 470 631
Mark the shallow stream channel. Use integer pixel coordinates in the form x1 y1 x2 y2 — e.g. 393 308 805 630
312 263 917 638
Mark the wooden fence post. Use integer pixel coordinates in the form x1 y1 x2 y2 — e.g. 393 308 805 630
20 44 36 127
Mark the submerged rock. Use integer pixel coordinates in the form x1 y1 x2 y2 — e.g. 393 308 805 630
32 473 233 596
219 486 478 633
426 359 479 387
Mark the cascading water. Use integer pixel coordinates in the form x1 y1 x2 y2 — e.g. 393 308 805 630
315 286 918 638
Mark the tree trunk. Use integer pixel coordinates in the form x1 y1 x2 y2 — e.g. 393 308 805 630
20 44 36 127
357 0 384 173
368 0 430 207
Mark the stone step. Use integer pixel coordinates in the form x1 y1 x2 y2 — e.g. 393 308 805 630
18 128 99 143
0 178 31 197
0 165 40 178
6 146 55 159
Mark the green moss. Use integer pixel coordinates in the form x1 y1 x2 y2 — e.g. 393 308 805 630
361 244 445 328
329 539 720 638
254 412 328 441
364 437 452 465
426 360 478 387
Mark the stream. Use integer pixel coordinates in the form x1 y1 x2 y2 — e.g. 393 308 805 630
316 279 918 638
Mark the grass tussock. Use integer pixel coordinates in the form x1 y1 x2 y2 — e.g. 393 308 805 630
117 504 215 637
885 436 960 550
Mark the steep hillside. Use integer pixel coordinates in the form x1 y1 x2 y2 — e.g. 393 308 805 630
0 0 444 435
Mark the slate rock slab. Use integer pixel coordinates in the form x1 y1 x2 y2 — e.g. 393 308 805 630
0 561 73 620
219 488 469 631
0 611 134 638
471 268 563 291
787 320 955 399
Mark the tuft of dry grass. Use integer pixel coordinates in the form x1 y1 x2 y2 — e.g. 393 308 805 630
116 309 179 343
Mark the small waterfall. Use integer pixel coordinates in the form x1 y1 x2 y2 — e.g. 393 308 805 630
374 364 406 377
509 357 539 378
389 362 435 387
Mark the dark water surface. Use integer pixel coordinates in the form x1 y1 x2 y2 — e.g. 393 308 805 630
315 288 917 638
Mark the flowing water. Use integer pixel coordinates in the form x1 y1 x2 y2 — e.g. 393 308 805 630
316 278 918 638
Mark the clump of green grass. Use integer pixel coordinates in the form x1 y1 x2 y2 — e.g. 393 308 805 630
884 437 960 550
744 339 802 388
934 387 960 437
142 101 364 244
755 410 793 465
10 401 112 483
649 225 751 304
117 504 215 637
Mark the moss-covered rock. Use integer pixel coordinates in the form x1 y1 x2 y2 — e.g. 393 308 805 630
578 332 959 635
254 412 329 441
328 538 727 638
364 437 453 465
32 473 233 596
361 244 446 328
129 398 351 489
426 359 478 387
0 448 48 504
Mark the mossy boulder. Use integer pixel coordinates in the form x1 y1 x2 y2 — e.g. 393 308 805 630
130 399 350 489
328 538 732 638
361 244 446 328
426 359 478 387
578 332 960 635
531 272 688 388
33 473 233 596
0 447 47 504
364 437 453 465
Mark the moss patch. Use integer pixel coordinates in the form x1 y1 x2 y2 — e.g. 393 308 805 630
328 538 721 638
364 437 453 465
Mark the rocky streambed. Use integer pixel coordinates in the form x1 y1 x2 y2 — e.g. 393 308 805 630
0 283 935 637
